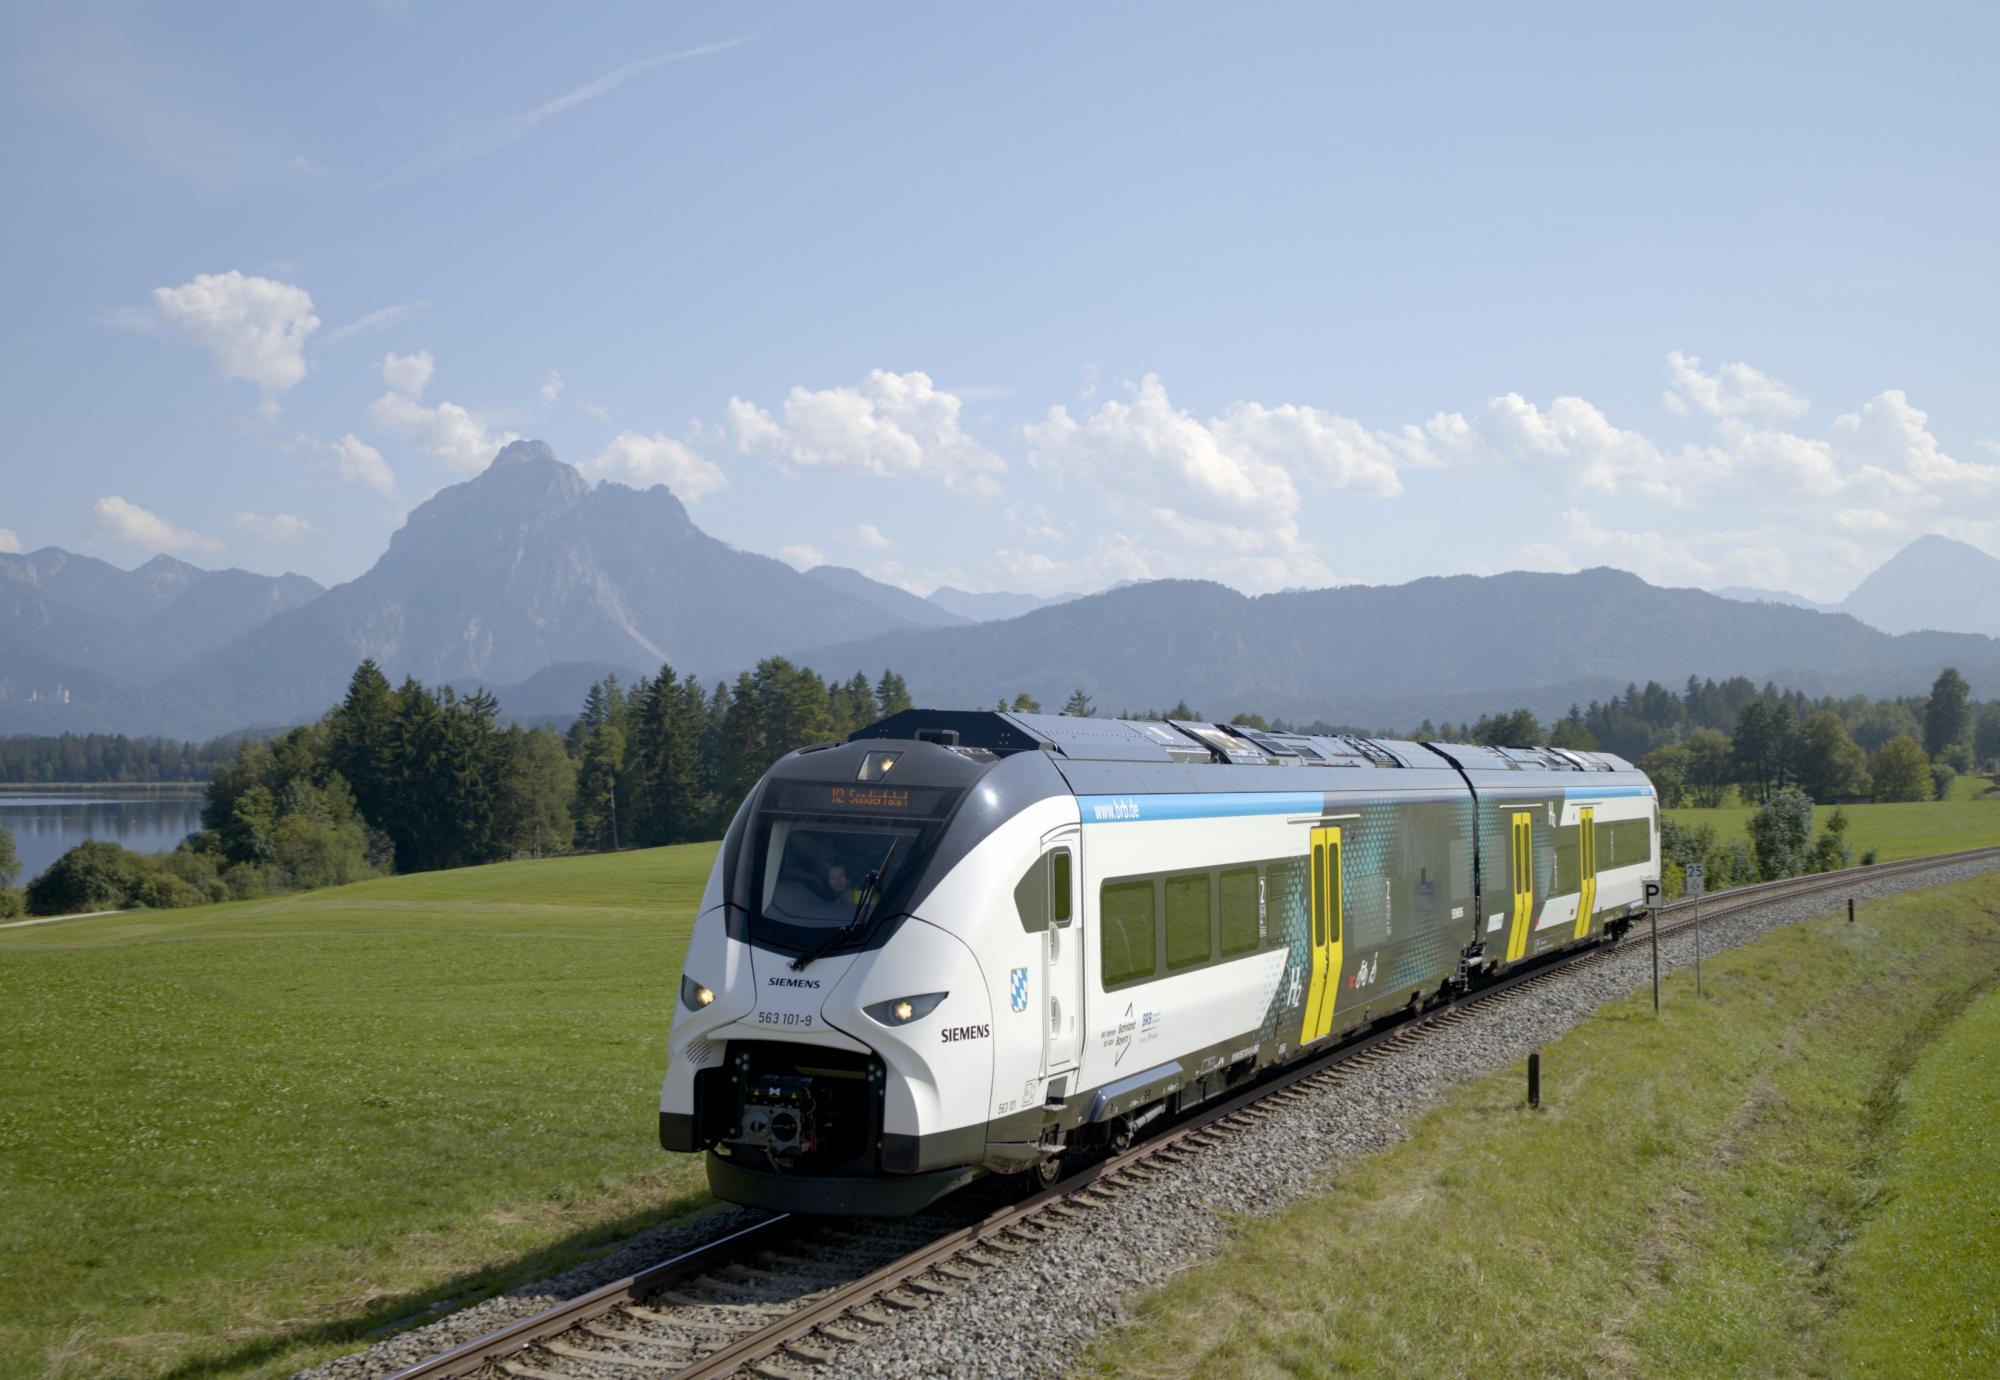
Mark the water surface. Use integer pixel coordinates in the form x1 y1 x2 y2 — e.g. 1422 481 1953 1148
0 789 208 884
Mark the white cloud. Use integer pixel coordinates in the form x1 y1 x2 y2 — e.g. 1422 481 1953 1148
1829 389 2000 494
90 496 221 555
1663 351 1810 420
232 512 317 541
365 352 519 474
0 528 22 554
379 349 435 398
539 370 564 407
855 522 891 550
1511 509 1797 591
778 544 825 570
1428 391 1711 504
151 271 320 407
295 432 397 496
324 300 429 345
727 369 1007 496
376 32 761 187
580 431 728 501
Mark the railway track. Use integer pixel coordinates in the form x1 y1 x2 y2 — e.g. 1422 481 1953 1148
385 844 2000 1380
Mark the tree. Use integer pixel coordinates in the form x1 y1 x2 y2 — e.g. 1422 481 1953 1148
1472 709 1542 746
1009 692 1042 713
1976 703 2000 771
574 721 627 852
1923 667 1973 759
1549 706 1598 750
1639 744 1692 808
1929 761 1958 803
1748 788 1814 881
326 660 400 830
0 824 19 889
1869 735 1933 802
874 670 912 717
1795 711 1869 803
1062 688 1095 718
1731 700 1797 803
494 726 576 858
1685 727 1734 807
1806 807 1852 873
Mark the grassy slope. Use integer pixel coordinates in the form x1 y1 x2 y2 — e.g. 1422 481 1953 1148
0 844 717 1380
1832 977 2000 1374
1662 770 2000 862
1078 872 2000 1380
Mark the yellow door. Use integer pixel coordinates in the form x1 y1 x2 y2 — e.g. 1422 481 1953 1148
1299 826 1344 1044
1573 806 1597 940
1505 812 1535 962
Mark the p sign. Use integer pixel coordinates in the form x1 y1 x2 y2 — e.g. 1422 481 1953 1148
1643 879 1662 905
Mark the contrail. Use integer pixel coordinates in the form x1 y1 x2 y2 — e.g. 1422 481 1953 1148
372 29 763 190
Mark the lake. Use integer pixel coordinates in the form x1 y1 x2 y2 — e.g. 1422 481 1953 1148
0 788 209 884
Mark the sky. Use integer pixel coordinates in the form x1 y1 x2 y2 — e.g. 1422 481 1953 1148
3 1 1998 604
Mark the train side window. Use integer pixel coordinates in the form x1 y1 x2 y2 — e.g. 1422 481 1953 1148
1100 880 1157 989
1164 872 1212 973
1050 849 1073 926
1218 867 1260 958
1013 856 1049 933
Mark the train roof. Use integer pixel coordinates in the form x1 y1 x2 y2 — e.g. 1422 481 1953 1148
850 709 1639 777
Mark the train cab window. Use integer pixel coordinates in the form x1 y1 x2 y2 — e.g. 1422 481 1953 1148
1218 867 1260 958
1164 873 1212 973
1050 850 1073 926
1101 880 1157 988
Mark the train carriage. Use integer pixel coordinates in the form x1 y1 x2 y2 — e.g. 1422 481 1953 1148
661 709 1657 1215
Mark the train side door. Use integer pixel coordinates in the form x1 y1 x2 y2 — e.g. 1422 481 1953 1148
1505 811 1535 961
1039 827 1083 1080
1300 825 1344 1044
1573 806 1597 939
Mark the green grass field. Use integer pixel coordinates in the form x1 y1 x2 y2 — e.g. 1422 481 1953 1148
1662 770 2000 863
1079 872 2000 1380
0 844 718 1380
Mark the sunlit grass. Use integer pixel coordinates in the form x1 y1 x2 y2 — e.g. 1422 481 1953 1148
0 844 719 1380
1076 872 2000 1379
1664 770 2000 863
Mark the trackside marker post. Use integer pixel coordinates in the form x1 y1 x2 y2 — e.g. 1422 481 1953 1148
1644 879 1663 1012
1686 863 1706 998
1528 1051 1541 1108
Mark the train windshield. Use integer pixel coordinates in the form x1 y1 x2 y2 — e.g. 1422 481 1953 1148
747 779 963 954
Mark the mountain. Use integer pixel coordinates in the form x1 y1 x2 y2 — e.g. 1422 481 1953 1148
926 586 1081 622
0 547 323 693
1834 535 2000 638
799 569 2000 727
144 441 968 734
806 566 969 628
1711 585 1837 614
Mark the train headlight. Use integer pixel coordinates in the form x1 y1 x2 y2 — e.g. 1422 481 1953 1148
680 975 716 1012
864 991 948 1026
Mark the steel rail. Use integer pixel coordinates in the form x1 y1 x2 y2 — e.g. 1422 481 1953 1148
390 844 2000 1380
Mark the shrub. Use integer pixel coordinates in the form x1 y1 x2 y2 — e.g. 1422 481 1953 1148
1750 788 1815 881
1929 762 1957 802
1870 735 1933 802
25 840 143 916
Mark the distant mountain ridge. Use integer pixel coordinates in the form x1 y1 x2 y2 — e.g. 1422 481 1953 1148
798 569 2000 727
0 547 322 730
1711 535 2000 637
7 443 1999 738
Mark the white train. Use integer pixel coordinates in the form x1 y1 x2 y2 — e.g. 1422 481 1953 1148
660 709 1657 1214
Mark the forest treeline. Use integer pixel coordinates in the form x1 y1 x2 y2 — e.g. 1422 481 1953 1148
0 733 245 783
6 657 912 916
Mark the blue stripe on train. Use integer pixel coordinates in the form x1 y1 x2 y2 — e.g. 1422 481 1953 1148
1078 781 1653 824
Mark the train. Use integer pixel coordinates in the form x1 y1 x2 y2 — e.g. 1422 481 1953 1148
659 708 1659 1215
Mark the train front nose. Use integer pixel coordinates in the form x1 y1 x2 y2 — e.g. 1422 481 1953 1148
698 922 993 1215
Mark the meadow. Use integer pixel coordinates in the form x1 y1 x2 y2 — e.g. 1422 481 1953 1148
1079 872 2000 1379
1662 769 2000 862
0 844 718 1380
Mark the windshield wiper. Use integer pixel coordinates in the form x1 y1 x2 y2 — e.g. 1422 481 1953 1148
790 839 897 971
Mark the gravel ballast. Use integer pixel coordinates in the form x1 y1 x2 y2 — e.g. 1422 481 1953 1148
299 857 2000 1380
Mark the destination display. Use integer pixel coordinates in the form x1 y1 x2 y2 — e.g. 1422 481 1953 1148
765 780 957 817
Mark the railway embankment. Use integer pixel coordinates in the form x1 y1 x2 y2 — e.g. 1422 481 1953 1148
1074 868 2000 1380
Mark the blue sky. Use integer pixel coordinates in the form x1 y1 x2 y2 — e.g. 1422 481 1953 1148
4 1 1997 602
